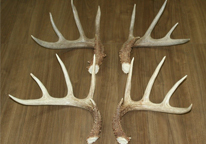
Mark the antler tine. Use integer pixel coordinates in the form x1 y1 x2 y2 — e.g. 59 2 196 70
143 0 167 37
123 57 134 104
56 54 74 98
128 4 136 39
95 6 101 36
141 56 166 102
71 0 87 40
87 55 96 99
162 75 187 104
113 57 192 144
160 75 193 113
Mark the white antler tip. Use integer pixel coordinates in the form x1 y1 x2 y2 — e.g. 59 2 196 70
30 73 34 77
188 104 193 110
55 53 60 59
31 35 39 42
31 35 37 41
8 94 13 98
178 75 187 83
160 56 166 64
49 13 53 18
98 6 101 11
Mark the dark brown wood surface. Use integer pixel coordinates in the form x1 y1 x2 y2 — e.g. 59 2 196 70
1 0 206 143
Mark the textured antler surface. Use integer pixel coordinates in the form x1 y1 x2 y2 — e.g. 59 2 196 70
112 57 192 144
120 0 190 73
9 55 102 144
31 0 106 74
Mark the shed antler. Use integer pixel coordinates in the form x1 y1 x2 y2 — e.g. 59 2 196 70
9 55 101 144
31 0 106 74
120 0 190 73
112 57 192 144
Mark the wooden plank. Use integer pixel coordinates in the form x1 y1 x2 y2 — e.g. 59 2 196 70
1 0 206 143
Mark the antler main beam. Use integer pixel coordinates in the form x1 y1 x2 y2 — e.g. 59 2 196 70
112 57 192 144
31 0 106 74
120 0 190 73
9 55 102 144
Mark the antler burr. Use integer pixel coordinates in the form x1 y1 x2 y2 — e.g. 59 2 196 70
120 0 190 73
31 0 106 74
112 57 192 144
9 55 102 144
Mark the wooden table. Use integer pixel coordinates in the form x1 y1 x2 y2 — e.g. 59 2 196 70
1 0 206 143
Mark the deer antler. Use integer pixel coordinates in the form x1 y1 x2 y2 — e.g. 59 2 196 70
31 0 106 74
9 55 102 144
112 57 192 144
119 0 190 73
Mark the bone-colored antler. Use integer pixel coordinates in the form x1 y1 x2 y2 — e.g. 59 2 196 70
120 0 190 73
112 57 192 144
31 0 106 74
9 55 102 144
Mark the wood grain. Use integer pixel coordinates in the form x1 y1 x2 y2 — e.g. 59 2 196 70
1 0 206 144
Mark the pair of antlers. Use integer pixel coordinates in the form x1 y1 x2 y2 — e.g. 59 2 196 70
9 0 192 144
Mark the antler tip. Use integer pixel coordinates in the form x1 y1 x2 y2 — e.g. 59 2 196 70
49 12 52 17
8 94 13 98
188 104 193 110
183 75 188 79
160 56 166 64
163 56 166 60
98 6 101 11
55 53 59 58
182 104 193 114
8 94 24 105
185 38 190 42
31 35 37 41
